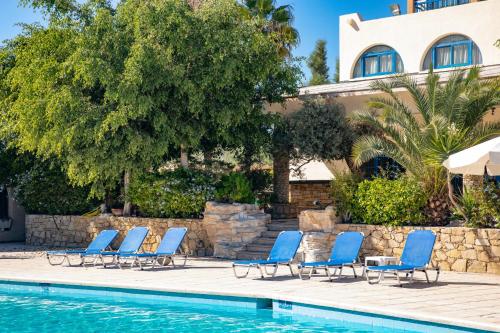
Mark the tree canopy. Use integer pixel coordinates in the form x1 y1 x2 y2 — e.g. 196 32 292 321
307 39 330 86
1 0 301 199
289 98 352 171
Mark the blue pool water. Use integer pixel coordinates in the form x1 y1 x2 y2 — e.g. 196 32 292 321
0 282 491 333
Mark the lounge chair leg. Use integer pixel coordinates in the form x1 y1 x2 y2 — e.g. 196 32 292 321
100 255 106 268
352 265 357 278
422 269 429 283
326 267 333 281
258 265 265 278
308 267 314 278
298 267 305 280
47 255 66 266
181 254 188 267
338 266 344 279
264 264 278 277
410 270 415 283
232 265 251 279
171 257 176 268
395 271 402 287
434 267 440 283
366 270 383 284
289 264 294 277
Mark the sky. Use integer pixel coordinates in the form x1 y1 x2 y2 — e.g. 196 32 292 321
0 0 407 82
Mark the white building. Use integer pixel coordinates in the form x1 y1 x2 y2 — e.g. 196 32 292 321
271 0 500 207
271 0 500 117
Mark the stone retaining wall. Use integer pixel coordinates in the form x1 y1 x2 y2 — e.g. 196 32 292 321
290 181 331 212
203 201 270 258
26 215 211 256
299 209 500 274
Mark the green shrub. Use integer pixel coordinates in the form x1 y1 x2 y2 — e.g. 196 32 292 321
330 171 362 222
456 183 500 228
246 169 272 207
215 172 255 204
353 177 426 226
14 162 96 215
129 168 216 218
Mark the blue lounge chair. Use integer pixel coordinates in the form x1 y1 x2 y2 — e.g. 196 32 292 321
83 227 149 268
365 230 440 286
232 231 303 278
46 230 119 266
120 227 188 270
297 231 364 280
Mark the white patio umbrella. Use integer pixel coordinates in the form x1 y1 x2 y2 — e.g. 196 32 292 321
443 137 500 175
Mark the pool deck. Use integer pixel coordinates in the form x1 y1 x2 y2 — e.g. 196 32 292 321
0 244 499 332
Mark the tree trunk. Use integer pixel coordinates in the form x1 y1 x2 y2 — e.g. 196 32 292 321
273 150 290 204
123 170 132 217
180 145 189 169
447 171 466 222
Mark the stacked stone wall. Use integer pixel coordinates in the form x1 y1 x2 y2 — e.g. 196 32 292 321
289 181 331 212
299 209 500 274
26 215 210 256
202 202 270 258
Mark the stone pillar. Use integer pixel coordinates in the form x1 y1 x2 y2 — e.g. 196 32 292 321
298 206 340 262
202 202 270 258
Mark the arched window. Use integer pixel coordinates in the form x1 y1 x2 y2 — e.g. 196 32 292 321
353 45 404 78
422 34 482 70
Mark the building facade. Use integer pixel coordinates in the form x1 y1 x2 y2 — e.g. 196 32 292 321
269 0 500 187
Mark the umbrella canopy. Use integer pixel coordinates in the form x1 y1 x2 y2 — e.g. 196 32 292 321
443 137 500 175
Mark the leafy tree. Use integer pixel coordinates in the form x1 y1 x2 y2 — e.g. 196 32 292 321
307 39 330 86
1 0 300 213
271 98 353 203
239 0 301 204
352 68 500 224
334 57 340 83
289 98 352 172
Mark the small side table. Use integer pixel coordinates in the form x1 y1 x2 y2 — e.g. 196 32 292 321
363 256 398 280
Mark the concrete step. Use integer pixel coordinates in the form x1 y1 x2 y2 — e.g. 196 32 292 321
270 219 299 223
246 244 273 252
236 251 269 260
261 230 281 238
267 223 299 231
254 237 276 245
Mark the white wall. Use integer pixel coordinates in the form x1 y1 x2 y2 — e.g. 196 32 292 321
339 1 500 81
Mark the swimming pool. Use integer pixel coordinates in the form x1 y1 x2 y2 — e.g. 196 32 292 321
0 281 493 333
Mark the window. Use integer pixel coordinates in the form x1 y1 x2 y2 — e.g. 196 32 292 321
353 46 404 78
423 35 482 70
360 157 404 179
415 0 470 12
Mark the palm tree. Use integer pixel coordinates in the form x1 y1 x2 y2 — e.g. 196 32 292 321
240 0 299 205
352 68 500 224
240 0 299 58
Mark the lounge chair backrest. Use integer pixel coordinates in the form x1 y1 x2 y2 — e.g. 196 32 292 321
400 230 436 267
329 231 364 264
86 230 119 254
156 227 188 255
268 231 303 262
118 227 149 254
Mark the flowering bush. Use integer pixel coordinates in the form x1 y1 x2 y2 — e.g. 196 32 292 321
215 172 255 204
129 168 216 218
14 161 96 215
456 183 500 228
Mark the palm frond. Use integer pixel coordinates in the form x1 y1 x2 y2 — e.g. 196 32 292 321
352 135 420 174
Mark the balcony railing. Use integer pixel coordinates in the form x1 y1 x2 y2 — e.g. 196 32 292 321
415 0 470 12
